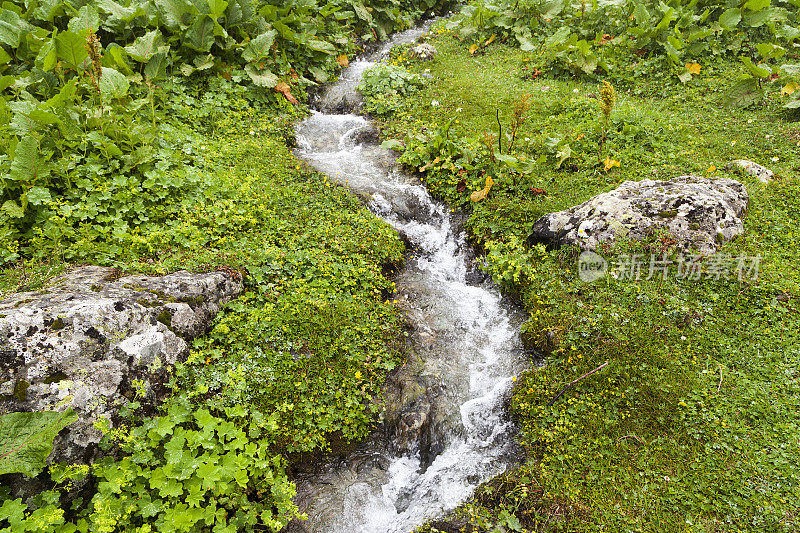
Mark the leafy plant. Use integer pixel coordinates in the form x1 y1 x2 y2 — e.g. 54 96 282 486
0 410 77 477
357 64 425 116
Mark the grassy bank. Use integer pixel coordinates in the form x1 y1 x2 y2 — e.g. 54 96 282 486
0 0 438 526
371 21 800 532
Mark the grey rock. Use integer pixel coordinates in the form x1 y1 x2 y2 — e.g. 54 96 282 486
0 266 242 465
726 159 774 184
528 176 748 255
410 44 437 60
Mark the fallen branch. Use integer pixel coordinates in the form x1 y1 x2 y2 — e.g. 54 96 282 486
548 361 609 406
717 364 723 392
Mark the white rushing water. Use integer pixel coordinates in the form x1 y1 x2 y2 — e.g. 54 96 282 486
289 24 528 533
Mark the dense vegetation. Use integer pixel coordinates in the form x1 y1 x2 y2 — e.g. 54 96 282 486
364 2 800 529
0 0 442 530
2 0 799 531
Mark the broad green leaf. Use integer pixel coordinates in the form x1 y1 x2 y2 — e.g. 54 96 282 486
307 39 335 54
125 30 162 62
544 26 571 48
785 97 800 109
0 410 77 477
718 8 741 28
99 67 129 101
106 44 134 75
33 0 62 22
0 9 25 47
308 66 328 82
206 0 228 19
98 0 146 22
632 1 650 26
194 54 214 70
245 64 278 87
55 31 89 69
756 42 785 60
26 186 52 205
743 0 770 11
242 29 277 62
725 78 764 107
2 200 24 218
145 52 169 80
68 5 100 35
540 0 565 18
741 56 771 78
186 16 215 51
9 101 37 137
154 0 196 29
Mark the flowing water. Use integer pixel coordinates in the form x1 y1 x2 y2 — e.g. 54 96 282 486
289 23 529 532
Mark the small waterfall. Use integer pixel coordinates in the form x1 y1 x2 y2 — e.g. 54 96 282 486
290 23 529 533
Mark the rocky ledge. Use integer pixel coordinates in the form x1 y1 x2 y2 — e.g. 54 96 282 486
528 176 749 255
0 266 242 465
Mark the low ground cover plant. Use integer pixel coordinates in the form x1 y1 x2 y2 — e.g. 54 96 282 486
377 20 800 531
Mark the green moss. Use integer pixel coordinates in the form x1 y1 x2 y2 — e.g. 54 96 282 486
156 309 172 327
13 380 29 401
50 318 66 331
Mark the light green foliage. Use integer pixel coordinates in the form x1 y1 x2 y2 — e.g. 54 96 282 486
0 410 77 477
0 0 447 265
446 0 800 106
357 62 425 116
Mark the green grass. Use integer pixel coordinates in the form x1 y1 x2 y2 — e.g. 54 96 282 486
384 28 800 532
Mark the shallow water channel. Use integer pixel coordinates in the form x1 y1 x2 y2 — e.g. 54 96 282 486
289 23 530 532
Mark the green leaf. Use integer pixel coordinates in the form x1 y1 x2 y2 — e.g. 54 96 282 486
67 5 100 35
0 9 25 47
2 200 24 218
206 0 228 19
99 67 130 101
308 66 328 82
125 30 162 62
186 15 215 51
540 0 565 18
741 56 771 78
98 0 146 23
106 44 134 75
725 78 764 108
718 8 741 28
26 186 52 205
0 410 77 477
245 64 278 87
307 39 335 54
743 0 770 11
242 29 277 62
10 135 46 183
145 52 169 80
154 0 196 29
55 31 89 69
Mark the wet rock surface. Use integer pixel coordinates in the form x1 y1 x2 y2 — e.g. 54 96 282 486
0 266 242 465
528 176 749 255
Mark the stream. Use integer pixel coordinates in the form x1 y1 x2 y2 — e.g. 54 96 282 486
289 22 529 532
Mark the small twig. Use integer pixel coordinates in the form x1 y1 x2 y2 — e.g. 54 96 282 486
717 364 723 392
548 361 609 406
615 434 645 445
